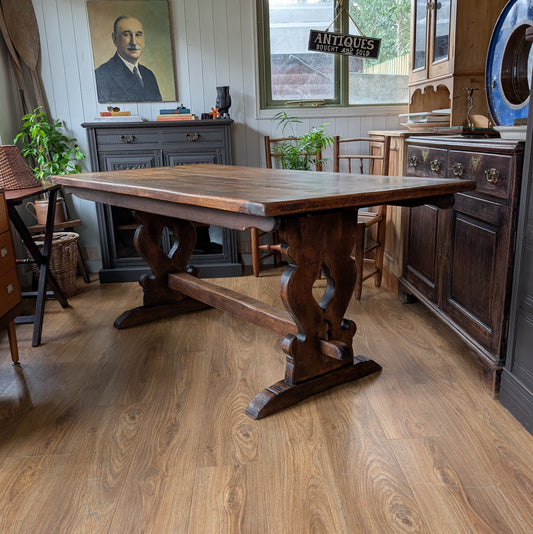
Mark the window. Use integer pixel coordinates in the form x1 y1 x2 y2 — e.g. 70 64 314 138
257 0 411 109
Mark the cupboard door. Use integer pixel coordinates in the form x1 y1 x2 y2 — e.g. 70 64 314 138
165 150 220 166
98 152 163 265
403 204 444 304
411 0 429 81
429 0 452 77
442 194 512 361
99 151 163 172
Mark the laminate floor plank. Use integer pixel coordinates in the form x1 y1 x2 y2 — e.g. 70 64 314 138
1 272 533 533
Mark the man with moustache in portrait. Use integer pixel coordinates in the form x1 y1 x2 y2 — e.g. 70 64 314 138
95 15 162 103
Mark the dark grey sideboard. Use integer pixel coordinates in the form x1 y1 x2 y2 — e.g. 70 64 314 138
82 119 241 282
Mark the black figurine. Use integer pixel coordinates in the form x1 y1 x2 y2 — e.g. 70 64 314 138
216 86 231 118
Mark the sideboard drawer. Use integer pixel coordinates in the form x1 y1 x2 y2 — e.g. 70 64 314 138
0 268 21 315
406 146 448 177
95 128 160 147
162 127 225 146
0 230 15 277
448 150 513 200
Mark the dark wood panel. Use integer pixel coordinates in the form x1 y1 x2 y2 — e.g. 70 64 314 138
444 194 511 359
404 205 440 303
400 136 524 395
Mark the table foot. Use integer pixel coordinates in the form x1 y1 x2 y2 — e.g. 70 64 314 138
245 356 382 419
114 298 211 329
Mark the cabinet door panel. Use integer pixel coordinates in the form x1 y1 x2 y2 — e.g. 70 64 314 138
97 152 161 266
411 0 429 82
404 204 441 303
100 151 162 171
443 194 511 360
165 151 220 166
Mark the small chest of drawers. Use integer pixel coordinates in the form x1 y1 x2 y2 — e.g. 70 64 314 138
400 136 524 395
0 190 22 363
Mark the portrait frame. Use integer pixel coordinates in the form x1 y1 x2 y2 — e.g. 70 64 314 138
87 0 177 103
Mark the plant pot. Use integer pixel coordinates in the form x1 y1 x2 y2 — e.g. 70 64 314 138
25 197 67 226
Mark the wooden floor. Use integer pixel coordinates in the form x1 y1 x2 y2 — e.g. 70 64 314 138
1 271 533 534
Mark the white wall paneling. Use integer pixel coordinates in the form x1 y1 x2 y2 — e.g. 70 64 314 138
16 0 404 270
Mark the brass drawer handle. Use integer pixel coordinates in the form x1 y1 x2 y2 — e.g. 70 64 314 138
430 159 441 172
1 246 8 258
408 155 419 168
452 162 464 177
185 133 200 142
485 169 499 184
120 135 136 143
6 282 13 294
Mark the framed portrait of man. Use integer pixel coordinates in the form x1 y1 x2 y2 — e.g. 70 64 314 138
87 0 177 103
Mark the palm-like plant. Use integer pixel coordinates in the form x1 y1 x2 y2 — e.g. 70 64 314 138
271 111 333 170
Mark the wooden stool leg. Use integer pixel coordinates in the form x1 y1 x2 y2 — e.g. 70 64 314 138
7 321 20 364
353 223 365 300
251 227 261 277
374 207 387 288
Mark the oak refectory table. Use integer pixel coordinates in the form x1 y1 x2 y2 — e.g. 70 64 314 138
52 164 475 419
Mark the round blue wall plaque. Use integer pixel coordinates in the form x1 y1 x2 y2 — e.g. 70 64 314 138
486 0 533 125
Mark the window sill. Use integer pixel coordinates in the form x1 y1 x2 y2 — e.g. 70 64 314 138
255 103 408 121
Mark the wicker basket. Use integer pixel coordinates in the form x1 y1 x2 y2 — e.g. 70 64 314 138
30 232 79 297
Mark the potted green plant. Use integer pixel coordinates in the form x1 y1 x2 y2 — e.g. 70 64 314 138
270 111 334 170
14 106 85 224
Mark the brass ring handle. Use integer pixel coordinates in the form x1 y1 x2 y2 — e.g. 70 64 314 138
185 133 200 142
430 159 441 172
120 135 136 143
485 169 499 184
452 162 464 177
408 155 419 168
1 246 8 258
6 282 13 294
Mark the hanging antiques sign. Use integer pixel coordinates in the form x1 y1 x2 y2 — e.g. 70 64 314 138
308 30 380 59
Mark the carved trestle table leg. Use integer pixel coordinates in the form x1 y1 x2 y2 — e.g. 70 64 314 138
246 208 382 419
113 211 211 328
113 209 381 419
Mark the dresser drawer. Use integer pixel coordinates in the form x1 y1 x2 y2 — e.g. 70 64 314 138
0 268 21 315
0 193 8 233
161 126 225 146
447 150 513 200
406 146 448 178
0 230 16 277
95 128 160 148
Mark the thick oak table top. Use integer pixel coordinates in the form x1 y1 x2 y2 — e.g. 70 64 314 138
51 163 476 217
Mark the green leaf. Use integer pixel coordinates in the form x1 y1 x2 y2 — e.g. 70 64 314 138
13 106 85 182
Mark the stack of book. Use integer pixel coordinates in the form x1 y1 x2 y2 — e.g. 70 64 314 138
156 107 196 121
93 110 143 122
100 110 131 117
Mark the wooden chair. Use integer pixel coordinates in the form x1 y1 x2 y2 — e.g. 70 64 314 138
332 135 391 299
251 136 322 276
